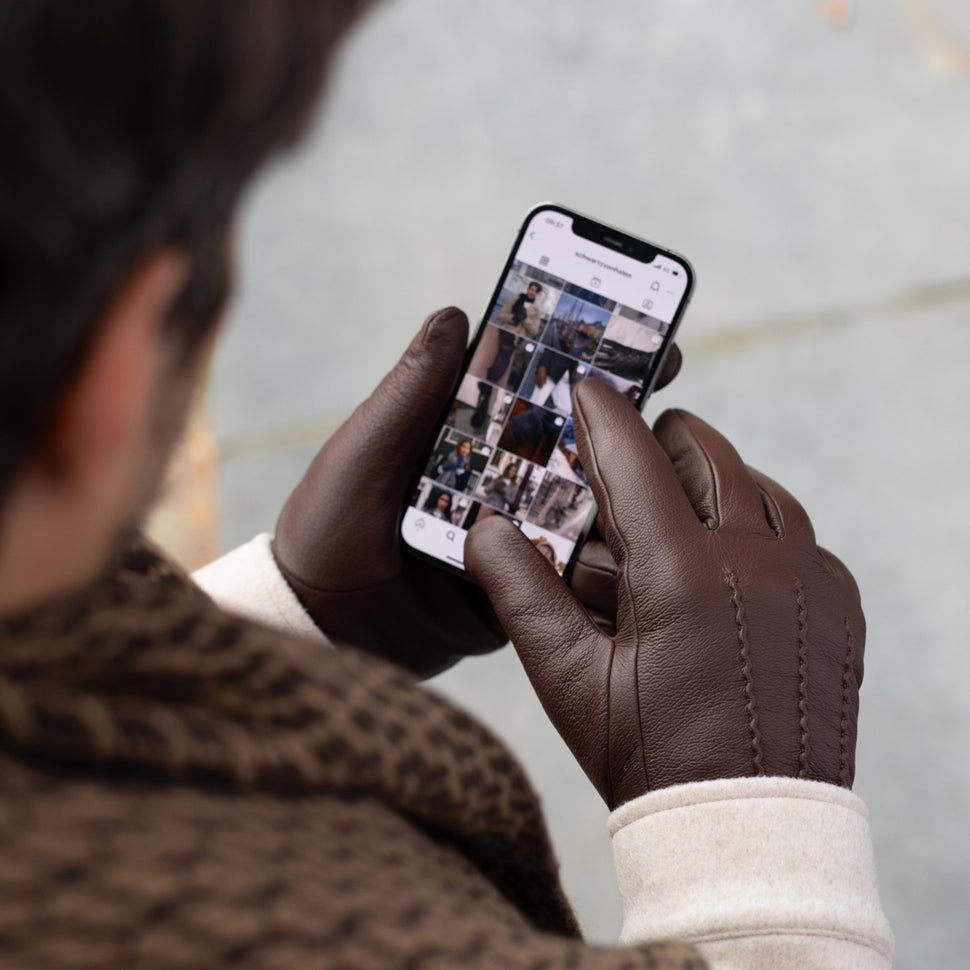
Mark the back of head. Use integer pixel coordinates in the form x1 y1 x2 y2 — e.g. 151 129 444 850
0 0 368 499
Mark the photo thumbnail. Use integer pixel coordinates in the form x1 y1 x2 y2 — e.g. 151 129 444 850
518 346 586 417
412 478 472 527
540 290 611 363
526 470 596 541
519 522 576 577
448 374 514 447
545 419 586 486
423 427 491 494
496 397 564 466
467 324 535 395
490 262 563 339
562 281 617 314
473 450 544 518
593 305 667 382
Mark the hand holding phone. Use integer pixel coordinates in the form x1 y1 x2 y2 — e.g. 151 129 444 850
465 382 866 807
271 206 691 677
401 205 694 580
272 307 508 678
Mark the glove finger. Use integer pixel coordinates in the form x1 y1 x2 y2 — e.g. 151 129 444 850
464 516 610 747
803 544 865 788
652 342 682 391
816 543 866 689
571 380 702 578
746 466 817 542
652 409 778 537
570 533 618 633
817 544 861 603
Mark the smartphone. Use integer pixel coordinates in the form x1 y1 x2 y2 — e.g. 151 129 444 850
400 203 694 580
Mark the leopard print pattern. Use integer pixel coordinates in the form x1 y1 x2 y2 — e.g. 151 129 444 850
0 540 705 969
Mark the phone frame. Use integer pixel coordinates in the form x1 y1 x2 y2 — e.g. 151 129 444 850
401 202 695 582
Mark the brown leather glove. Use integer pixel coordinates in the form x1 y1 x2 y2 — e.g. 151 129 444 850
464 379 864 808
272 307 505 677
272 308 683 679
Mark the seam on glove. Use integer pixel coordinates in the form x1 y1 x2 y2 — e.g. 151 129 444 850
727 570 764 774
840 616 857 787
796 578 810 778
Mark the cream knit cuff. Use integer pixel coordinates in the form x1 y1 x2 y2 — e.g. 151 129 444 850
192 533 328 644
609 776 893 969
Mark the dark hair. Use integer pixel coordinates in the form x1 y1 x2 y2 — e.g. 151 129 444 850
424 489 451 512
0 0 369 496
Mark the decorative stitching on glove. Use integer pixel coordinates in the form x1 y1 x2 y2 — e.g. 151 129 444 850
795 579 810 779
840 617 856 787
727 572 764 775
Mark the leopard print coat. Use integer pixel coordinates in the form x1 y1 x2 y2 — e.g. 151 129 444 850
0 540 705 969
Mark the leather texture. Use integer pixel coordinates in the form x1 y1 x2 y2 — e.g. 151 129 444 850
272 308 682 679
465 379 865 808
273 307 507 677
568 530 619 635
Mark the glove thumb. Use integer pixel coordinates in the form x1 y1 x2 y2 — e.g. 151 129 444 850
464 516 613 799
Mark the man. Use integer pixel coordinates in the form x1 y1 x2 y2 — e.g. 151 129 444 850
498 279 545 336
0 2 892 967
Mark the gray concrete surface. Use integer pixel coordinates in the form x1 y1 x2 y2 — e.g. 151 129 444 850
210 3 970 967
